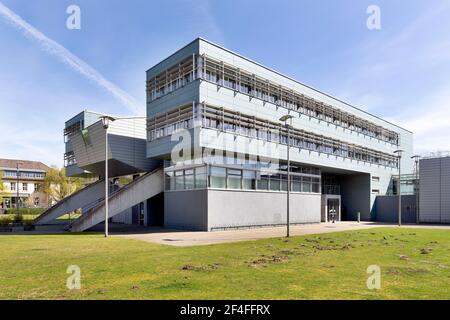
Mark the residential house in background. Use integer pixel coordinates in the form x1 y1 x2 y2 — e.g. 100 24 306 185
0 159 50 209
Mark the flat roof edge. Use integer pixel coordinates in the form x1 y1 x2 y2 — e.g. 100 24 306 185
145 38 201 73
197 38 413 134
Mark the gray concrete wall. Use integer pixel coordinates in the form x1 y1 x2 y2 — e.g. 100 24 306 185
420 157 450 223
340 173 371 221
164 190 208 230
207 190 321 230
374 195 417 223
111 207 133 224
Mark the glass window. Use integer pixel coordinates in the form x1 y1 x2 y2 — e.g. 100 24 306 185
227 169 242 190
312 182 320 193
210 167 226 189
292 178 302 192
165 171 175 191
22 183 28 191
184 169 194 190
195 167 207 189
270 175 281 191
175 170 184 190
281 174 288 191
10 182 16 191
242 170 256 190
256 174 269 191
302 177 312 193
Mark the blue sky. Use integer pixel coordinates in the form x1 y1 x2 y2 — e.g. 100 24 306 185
1 0 449 166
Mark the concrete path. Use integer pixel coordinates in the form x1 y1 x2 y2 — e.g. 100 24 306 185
114 222 450 247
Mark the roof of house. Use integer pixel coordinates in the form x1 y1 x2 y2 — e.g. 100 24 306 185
0 159 51 172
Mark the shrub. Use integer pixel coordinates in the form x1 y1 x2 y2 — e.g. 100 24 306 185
23 220 35 231
0 216 12 227
14 213 23 224
5 208 45 216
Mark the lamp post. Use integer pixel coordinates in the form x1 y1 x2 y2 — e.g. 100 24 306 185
394 149 404 227
100 115 116 238
411 155 420 224
279 114 294 238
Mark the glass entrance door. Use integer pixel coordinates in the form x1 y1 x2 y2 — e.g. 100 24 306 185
327 198 340 222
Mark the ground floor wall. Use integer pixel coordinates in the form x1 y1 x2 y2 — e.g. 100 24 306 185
208 190 321 230
164 189 321 231
165 190 208 230
374 195 417 223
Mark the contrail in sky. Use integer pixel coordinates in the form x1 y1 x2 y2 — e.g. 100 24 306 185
0 1 144 115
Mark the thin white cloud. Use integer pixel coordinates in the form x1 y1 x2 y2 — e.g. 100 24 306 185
0 1 144 115
331 3 450 155
396 85 450 154
191 0 226 45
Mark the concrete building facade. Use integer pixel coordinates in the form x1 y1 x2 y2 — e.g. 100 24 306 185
40 38 415 232
145 38 413 230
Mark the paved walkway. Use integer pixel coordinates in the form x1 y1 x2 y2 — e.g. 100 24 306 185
114 222 450 247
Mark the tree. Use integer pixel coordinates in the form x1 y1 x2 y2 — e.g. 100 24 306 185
43 167 83 203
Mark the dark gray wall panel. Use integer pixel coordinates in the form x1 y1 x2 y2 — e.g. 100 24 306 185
440 157 450 223
374 195 417 223
164 190 208 231
340 173 371 221
420 158 443 223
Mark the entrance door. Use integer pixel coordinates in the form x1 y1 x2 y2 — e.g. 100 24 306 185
327 198 340 222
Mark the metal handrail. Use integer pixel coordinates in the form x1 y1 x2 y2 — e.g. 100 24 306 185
70 168 162 229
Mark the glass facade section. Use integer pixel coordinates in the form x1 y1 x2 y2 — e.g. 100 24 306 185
164 158 321 194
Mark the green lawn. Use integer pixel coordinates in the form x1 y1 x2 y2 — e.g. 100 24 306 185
0 228 448 300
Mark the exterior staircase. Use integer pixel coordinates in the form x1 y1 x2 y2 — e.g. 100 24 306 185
34 179 105 225
70 168 164 232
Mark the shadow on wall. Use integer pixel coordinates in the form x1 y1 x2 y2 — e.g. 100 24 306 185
374 195 417 223
339 173 371 221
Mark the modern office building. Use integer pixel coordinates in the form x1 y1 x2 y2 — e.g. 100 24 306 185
0 158 50 209
36 38 414 231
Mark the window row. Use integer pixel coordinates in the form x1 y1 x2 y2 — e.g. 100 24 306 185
3 171 45 179
147 57 196 101
7 182 41 192
148 104 398 168
146 54 400 145
201 105 398 168
165 165 321 194
201 55 399 145
148 118 193 141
